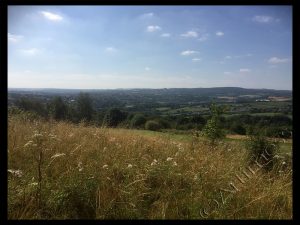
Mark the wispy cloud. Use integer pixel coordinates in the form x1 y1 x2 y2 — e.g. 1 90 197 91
146 25 161 32
181 31 198 38
252 15 274 23
239 68 251 73
192 58 202 62
19 48 40 56
40 11 63 21
225 54 252 60
235 53 253 58
8 33 23 43
268 57 289 64
105 47 118 53
181 50 198 56
161 33 171 37
197 33 209 42
216 31 224 36
145 67 151 71
140 12 154 19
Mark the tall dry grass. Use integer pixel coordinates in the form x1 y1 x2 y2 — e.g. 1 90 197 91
8 112 292 219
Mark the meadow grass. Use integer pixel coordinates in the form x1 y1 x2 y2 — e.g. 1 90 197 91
8 113 292 219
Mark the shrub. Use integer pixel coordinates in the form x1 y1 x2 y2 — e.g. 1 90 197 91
145 120 161 131
202 103 226 144
103 108 127 127
246 132 279 171
230 123 246 135
156 118 171 129
130 114 147 128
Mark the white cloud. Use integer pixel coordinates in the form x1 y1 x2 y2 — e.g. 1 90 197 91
40 11 63 21
216 31 224 36
19 48 40 56
239 68 251 73
181 31 198 38
140 12 154 19
8 33 23 43
105 47 117 53
268 57 289 64
145 67 151 71
252 15 274 23
146 25 161 32
198 33 209 42
224 72 232 75
181 50 198 56
192 58 202 62
225 56 232 59
161 33 171 37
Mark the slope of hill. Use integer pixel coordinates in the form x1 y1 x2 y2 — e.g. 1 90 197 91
8 113 292 219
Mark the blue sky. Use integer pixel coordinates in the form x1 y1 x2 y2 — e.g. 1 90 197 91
8 6 292 90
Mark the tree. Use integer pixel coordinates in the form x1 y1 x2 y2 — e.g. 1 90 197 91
103 108 127 127
16 97 48 118
130 114 147 128
145 120 161 131
246 131 279 171
202 103 227 144
76 93 94 122
230 122 246 135
49 96 68 120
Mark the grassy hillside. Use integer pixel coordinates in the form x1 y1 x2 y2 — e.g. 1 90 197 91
8 113 292 219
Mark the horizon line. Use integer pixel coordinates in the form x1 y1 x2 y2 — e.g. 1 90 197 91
8 86 293 91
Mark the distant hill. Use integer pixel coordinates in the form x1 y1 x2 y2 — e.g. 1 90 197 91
8 87 292 96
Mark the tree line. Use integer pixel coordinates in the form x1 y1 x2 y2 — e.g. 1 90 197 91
9 92 292 138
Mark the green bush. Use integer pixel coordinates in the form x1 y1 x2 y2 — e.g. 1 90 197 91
130 114 147 128
246 132 279 171
230 123 246 135
145 120 161 131
202 103 226 144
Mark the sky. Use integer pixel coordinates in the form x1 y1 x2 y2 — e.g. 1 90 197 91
8 6 292 90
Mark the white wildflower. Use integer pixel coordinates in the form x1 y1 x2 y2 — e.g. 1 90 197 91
51 153 66 159
29 182 38 186
173 161 178 166
194 174 198 180
166 157 173 161
151 159 158 166
282 161 286 165
127 164 133 168
177 143 184 151
103 147 108 151
8 169 23 178
33 132 43 138
24 141 34 148
103 164 109 169
77 161 83 171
